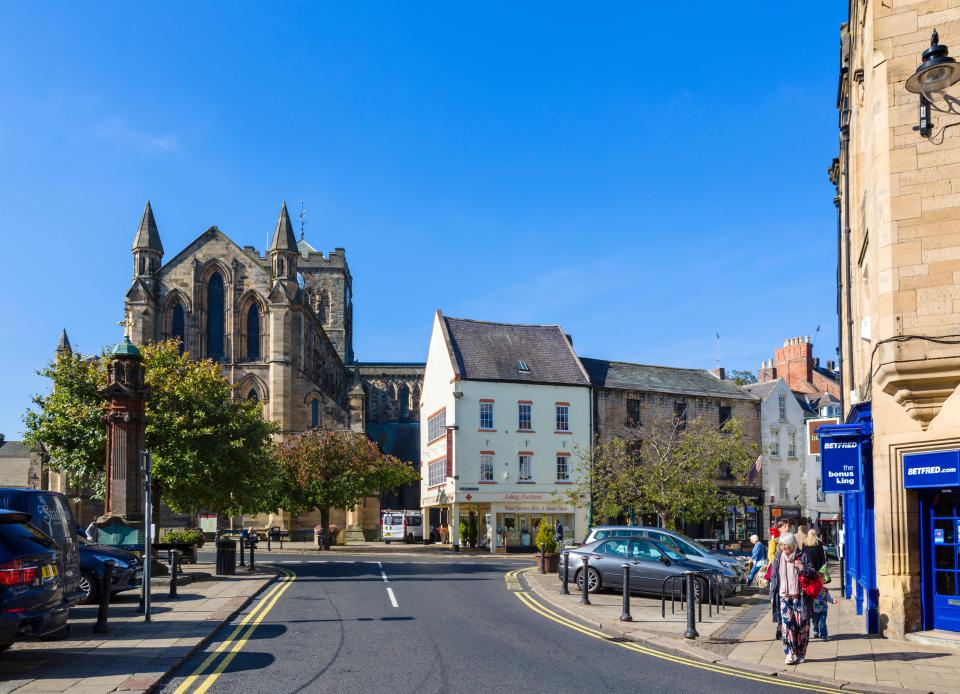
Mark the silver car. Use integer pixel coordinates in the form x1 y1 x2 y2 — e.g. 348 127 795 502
583 526 745 586
560 537 736 597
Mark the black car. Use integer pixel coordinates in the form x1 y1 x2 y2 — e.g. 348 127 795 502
76 533 141 604
0 489 82 605
0 510 70 652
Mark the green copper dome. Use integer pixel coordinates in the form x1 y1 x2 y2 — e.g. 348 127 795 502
111 335 142 359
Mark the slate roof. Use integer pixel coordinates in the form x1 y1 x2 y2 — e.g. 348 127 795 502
741 380 778 400
441 315 589 386
582 358 757 400
132 201 163 253
0 441 32 458
269 201 298 252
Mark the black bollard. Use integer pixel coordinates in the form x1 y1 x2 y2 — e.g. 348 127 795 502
93 560 115 634
579 555 591 606
238 537 246 567
169 550 179 599
539 542 546 574
267 532 272 552
560 551 570 595
248 538 256 571
684 572 699 639
620 563 633 622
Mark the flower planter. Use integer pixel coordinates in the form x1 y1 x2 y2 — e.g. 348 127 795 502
536 552 560 573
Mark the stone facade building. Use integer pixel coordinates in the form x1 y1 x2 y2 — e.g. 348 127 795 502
580 359 762 544
118 201 423 537
834 0 960 638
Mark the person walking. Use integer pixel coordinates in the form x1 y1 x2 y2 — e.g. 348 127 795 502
554 519 564 543
769 533 814 664
802 528 827 572
747 534 766 584
812 584 835 640
795 524 808 547
767 527 779 564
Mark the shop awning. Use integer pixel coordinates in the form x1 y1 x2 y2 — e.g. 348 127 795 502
817 513 841 522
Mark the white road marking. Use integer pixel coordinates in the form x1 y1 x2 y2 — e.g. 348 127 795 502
334 560 355 564
380 570 388 582
308 560 325 563
281 561 300 564
386 587 398 608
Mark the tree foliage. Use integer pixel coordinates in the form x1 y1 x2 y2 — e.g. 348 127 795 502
24 351 108 496
142 340 279 516
562 412 757 530
25 339 278 516
273 429 419 547
728 369 758 386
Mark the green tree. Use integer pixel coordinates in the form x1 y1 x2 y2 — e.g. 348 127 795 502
728 369 758 386
273 429 419 549
142 340 279 517
24 350 108 497
562 412 757 530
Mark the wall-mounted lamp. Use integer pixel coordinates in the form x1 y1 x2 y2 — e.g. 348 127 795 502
905 29 960 140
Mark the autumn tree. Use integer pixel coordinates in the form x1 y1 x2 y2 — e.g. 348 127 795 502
272 429 419 549
562 412 757 530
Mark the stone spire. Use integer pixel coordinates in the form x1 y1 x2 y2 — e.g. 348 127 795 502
132 200 163 253
269 201 298 252
56 328 72 355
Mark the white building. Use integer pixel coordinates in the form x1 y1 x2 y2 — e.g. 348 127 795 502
419 312 591 552
743 379 841 542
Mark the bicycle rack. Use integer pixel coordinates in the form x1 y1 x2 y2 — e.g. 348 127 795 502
661 572 726 621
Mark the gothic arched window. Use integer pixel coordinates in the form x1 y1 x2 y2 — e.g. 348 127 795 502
246 303 261 361
310 398 320 428
398 384 410 419
247 389 259 402
171 303 186 353
206 272 225 360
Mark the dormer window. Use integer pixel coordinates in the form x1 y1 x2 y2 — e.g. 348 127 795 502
517 359 530 372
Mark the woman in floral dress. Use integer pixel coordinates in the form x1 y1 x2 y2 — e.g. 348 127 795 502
768 532 813 664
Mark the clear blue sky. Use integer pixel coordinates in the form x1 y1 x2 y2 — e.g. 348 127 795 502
0 4 847 438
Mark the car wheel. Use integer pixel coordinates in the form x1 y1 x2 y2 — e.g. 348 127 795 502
79 571 99 605
406 533 414 544
384 540 391 545
575 567 601 593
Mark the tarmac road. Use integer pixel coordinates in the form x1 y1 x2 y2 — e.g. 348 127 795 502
158 550 836 694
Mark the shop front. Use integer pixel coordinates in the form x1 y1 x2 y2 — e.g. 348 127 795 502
493 493 579 552
906 449 960 633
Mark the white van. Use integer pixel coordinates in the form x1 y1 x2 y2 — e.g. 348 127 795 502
381 510 423 544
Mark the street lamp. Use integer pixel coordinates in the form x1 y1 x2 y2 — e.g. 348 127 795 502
905 29 960 139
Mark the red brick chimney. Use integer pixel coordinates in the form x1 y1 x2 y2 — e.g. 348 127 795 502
774 336 815 394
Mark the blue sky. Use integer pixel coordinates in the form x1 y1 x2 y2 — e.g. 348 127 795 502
0 3 846 438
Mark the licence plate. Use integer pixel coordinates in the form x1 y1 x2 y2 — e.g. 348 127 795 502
41 564 58 579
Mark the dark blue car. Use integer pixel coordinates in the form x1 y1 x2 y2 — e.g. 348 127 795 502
0 510 70 652
76 533 141 604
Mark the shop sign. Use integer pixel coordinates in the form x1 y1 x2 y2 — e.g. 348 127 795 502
935 528 946 544
903 450 960 489
807 417 839 456
821 436 863 493
502 492 545 501
745 506 757 514
501 503 571 513
458 486 479 492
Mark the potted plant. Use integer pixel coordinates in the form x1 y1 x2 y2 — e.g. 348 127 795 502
534 524 559 572
160 528 204 564
467 513 478 548
459 517 470 548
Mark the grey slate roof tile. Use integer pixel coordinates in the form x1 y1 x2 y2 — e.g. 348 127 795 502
442 316 589 386
582 358 757 400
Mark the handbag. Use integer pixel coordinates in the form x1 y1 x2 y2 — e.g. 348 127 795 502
763 561 774 582
800 571 823 599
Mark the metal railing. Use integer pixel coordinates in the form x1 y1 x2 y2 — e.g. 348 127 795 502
660 570 726 638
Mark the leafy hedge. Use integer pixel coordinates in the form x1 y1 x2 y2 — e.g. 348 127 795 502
162 529 205 547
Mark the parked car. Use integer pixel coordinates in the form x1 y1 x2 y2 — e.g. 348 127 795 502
561 537 737 597
0 489 82 605
0 510 70 652
382 510 423 544
76 532 141 605
583 526 747 583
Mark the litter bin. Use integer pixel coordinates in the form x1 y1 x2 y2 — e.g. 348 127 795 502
215 538 237 576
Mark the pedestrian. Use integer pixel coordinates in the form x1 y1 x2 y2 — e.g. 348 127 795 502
802 528 827 572
770 533 814 665
795 524 808 547
812 585 834 640
767 527 779 565
554 519 564 543
747 534 766 585
85 521 99 542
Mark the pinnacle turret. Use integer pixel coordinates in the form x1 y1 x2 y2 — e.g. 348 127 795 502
132 200 163 253
269 201 298 252
56 328 72 355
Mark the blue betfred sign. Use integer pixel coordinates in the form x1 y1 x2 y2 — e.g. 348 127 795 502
821 436 863 493
903 450 960 489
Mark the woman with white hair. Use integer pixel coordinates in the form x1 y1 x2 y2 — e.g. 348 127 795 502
768 532 814 664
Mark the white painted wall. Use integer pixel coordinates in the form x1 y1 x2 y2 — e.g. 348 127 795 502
752 379 807 529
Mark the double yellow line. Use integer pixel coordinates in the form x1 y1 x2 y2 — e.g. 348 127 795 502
505 569 854 694
173 566 297 694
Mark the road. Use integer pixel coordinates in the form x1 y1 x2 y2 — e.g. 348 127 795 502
159 550 832 694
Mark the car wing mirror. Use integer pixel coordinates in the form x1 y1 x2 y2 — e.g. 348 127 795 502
659 556 670 565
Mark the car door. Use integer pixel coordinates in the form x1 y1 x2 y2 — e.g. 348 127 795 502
594 539 630 587
628 539 673 594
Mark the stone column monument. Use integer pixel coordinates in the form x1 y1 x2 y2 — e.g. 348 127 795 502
97 336 150 544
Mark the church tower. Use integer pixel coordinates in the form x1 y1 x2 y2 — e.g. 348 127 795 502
268 201 299 286
126 201 163 346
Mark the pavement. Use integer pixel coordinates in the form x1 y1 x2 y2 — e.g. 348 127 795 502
526 561 960 694
0 563 275 694
156 550 794 694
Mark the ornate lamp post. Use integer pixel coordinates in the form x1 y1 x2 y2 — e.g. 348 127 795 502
905 30 960 139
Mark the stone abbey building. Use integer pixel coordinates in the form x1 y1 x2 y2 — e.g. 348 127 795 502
123 200 423 537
